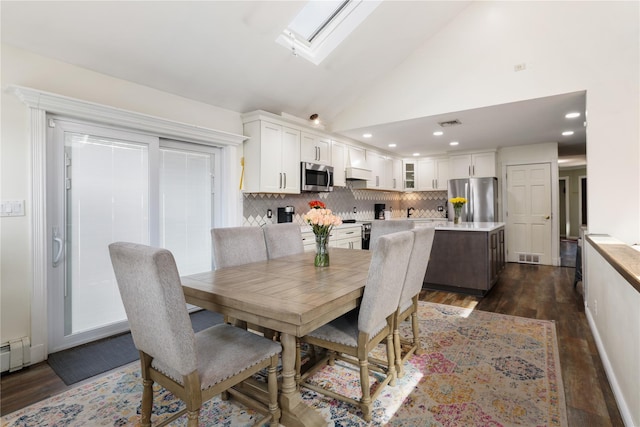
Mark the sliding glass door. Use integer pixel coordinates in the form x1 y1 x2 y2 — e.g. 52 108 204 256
47 120 218 352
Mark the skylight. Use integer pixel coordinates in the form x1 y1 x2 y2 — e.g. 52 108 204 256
277 0 382 65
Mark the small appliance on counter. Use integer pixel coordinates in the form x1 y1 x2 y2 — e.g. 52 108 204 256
277 206 294 223
374 204 386 220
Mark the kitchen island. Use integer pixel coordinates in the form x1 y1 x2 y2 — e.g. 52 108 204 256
412 220 506 295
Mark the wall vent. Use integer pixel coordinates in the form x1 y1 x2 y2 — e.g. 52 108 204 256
0 337 31 373
438 119 462 127
517 253 541 264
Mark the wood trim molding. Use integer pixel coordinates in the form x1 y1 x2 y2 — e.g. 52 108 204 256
8 85 247 147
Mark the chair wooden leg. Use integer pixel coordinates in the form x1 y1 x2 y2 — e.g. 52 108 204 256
358 357 373 422
268 355 281 427
186 410 199 427
183 371 202 427
411 298 423 355
394 328 404 378
386 332 397 387
139 352 153 427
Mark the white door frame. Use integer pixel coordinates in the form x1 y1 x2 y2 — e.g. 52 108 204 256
559 176 569 238
11 85 246 364
578 175 587 226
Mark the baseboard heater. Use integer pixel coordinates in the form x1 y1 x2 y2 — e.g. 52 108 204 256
0 337 31 373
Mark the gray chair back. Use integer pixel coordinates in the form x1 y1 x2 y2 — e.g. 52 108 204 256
369 220 415 252
399 227 436 308
211 226 268 269
263 223 304 259
108 242 196 377
358 230 414 336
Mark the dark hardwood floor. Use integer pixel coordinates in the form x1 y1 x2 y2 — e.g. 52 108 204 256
1 262 624 426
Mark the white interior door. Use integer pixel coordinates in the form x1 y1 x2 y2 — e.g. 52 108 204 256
506 163 552 264
47 120 219 353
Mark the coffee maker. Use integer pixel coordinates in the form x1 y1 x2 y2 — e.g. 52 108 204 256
277 206 295 223
374 204 386 220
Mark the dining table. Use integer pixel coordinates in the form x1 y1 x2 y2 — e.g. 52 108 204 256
181 247 373 427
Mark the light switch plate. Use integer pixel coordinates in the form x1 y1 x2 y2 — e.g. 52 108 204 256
1 200 25 217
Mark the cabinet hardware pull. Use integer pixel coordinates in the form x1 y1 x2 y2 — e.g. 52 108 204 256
283 173 287 188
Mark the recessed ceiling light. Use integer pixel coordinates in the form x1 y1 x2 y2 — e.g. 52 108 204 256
565 112 581 119
562 131 574 136
412 152 420 156
362 133 372 138
433 131 444 136
449 141 459 146
388 143 397 148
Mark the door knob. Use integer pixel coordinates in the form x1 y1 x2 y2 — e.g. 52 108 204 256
545 215 550 220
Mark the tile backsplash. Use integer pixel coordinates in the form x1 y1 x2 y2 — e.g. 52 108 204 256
243 185 447 226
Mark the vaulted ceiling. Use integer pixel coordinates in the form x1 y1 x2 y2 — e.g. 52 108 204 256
1 1 586 165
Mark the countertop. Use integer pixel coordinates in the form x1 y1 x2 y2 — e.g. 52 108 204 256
387 218 506 232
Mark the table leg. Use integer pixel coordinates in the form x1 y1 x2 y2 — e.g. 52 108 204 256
279 333 327 427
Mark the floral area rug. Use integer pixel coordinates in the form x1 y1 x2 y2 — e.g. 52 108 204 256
2 302 567 427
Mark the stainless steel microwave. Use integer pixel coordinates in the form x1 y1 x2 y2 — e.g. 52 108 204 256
301 162 333 192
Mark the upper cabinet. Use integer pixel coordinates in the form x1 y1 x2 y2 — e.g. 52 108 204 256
301 131 331 165
417 157 449 191
449 151 496 179
242 119 301 194
390 158 403 191
331 140 347 187
404 161 416 190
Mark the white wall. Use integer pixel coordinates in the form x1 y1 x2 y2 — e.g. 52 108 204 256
333 1 640 245
585 239 640 427
0 45 244 347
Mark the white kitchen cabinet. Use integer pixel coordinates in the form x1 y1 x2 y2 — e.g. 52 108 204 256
449 151 496 179
331 226 362 249
331 140 346 187
301 132 331 165
301 224 362 252
366 151 386 189
391 158 403 190
404 161 416 190
243 120 301 193
417 157 449 191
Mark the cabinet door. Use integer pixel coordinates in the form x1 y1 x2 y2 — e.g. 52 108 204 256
435 158 449 190
367 152 385 188
260 122 285 193
317 136 331 165
449 154 472 179
417 158 435 190
331 141 346 187
404 161 416 190
391 159 403 190
301 132 331 165
281 126 301 193
300 132 317 163
472 152 496 177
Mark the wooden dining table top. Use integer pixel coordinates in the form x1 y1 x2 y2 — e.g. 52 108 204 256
181 248 373 336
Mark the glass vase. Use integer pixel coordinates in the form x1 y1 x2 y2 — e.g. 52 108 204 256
454 206 462 224
314 234 330 267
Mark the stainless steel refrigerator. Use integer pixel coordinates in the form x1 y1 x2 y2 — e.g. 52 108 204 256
447 177 498 222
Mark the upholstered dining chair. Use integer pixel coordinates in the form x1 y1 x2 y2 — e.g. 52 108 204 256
109 242 281 427
263 223 304 259
393 226 436 378
211 226 268 269
298 231 414 422
211 226 275 335
369 219 415 252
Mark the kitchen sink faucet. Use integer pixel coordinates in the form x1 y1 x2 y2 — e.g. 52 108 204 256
407 207 415 218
